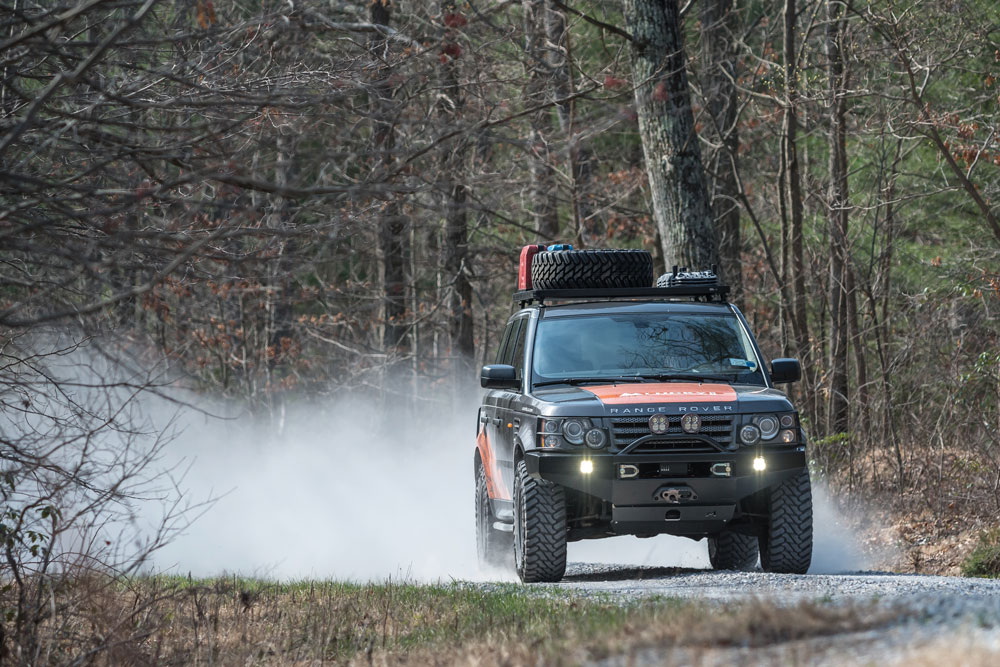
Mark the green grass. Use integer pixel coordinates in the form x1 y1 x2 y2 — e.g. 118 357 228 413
11 575 903 665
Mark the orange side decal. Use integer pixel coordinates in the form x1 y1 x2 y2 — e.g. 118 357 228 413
583 382 737 404
477 428 512 500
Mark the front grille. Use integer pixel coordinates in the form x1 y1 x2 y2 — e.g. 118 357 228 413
610 414 735 451
629 439 712 453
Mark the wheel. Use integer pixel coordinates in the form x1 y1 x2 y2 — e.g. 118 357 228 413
513 459 567 582
759 470 813 574
531 249 653 290
708 530 759 570
476 462 512 569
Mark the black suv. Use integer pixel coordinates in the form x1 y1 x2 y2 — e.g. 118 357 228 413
474 250 812 583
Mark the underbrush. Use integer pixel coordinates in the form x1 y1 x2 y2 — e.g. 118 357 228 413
5 576 899 665
961 527 1000 578
810 432 1000 575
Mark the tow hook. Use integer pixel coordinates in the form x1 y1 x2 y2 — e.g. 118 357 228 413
654 485 698 504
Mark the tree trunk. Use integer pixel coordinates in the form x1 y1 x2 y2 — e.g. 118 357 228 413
439 1 475 385
524 0 560 241
700 0 742 303
369 0 409 356
544 2 588 245
826 0 850 435
623 0 718 270
782 0 816 424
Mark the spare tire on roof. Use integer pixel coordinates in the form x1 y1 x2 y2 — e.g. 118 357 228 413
530 249 653 290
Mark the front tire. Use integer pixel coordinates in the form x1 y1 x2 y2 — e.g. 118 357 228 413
708 530 759 570
513 459 567 583
759 470 813 574
476 462 511 569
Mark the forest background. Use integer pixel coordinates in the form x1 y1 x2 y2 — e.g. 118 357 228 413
1 0 1000 660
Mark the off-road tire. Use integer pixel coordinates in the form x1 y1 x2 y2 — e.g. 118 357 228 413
759 470 813 574
531 249 653 290
476 462 512 568
513 459 567 583
708 530 759 570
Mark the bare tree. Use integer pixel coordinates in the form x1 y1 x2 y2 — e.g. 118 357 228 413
699 0 743 300
825 0 850 435
622 0 719 270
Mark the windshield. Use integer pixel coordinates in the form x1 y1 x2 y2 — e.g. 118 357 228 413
531 311 765 386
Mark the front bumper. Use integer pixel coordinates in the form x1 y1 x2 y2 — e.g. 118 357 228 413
524 446 806 536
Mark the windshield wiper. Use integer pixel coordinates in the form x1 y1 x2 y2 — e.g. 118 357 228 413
636 373 734 383
532 376 644 388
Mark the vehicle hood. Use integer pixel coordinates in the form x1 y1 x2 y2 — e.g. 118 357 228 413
531 382 793 418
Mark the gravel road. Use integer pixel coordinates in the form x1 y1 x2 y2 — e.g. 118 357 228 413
558 562 1000 605
492 563 1000 665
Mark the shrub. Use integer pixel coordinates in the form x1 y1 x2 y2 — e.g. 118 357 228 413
961 527 1000 578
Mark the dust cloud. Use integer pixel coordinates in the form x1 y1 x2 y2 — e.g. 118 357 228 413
808 483 879 574
146 390 708 581
145 390 870 580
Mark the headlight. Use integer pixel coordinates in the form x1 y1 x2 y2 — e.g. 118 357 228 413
779 413 797 429
780 429 796 443
740 424 761 445
562 419 588 445
755 415 779 440
585 428 607 449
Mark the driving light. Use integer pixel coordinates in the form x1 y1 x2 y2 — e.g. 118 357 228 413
681 414 701 434
649 414 668 434
740 424 761 445
563 419 587 445
580 459 594 474
585 428 607 449
753 456 766 472
756 415 779 440
781 429 796 443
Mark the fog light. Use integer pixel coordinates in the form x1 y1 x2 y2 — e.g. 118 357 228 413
681 413 701 434
580 459 594 474
780 429 796 443
752 456 766 472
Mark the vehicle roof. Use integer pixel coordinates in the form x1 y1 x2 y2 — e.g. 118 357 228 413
526 300 735 318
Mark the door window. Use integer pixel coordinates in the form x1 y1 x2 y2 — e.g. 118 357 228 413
494 320 515 364
501 319 523 366
510 319 527 383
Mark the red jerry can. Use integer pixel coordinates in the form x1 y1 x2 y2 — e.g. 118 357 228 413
518 244 547 290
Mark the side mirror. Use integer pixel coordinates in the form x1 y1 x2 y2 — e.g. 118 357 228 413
770 358 801 384
481 364 519 389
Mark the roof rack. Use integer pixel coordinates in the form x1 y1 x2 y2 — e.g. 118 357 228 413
513 284 731 307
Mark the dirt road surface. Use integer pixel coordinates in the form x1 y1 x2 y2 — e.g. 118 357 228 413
489 563 1000 665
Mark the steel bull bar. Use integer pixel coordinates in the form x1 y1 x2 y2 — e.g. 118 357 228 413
523 447 806 536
